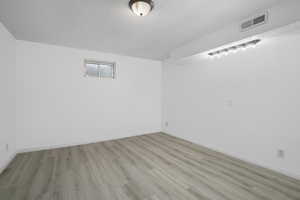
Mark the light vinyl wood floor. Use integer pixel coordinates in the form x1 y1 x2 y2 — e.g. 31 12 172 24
0 132 300 200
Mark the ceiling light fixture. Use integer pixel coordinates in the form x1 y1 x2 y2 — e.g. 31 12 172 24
129 0 154 17
208 39 261 58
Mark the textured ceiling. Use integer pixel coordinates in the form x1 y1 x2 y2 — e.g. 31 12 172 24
0 0 282 60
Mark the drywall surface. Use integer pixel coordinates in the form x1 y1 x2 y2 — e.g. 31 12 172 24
16 41 162 151
163 32 300 178
0 22 16 172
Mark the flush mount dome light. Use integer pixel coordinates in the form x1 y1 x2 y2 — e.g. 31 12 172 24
129 0 154 16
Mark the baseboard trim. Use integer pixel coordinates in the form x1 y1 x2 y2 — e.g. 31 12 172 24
162 131 300 181
0 152 17 175
18 131 161 154
18 140 99 154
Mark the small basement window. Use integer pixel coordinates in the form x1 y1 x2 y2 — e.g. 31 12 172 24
84 60 116 79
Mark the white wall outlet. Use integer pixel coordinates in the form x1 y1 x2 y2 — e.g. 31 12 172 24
226 99 233 107
165 122 169 127
277 149 285 158
6 144 9 152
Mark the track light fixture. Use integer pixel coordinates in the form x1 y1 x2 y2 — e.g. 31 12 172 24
208 39 261 58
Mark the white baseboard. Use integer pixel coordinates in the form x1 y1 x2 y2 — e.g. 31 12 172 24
0 152 17 175
12 131 300 181
18 131 161 154
163 131 300 181
18 140 98 153
217 148 300 181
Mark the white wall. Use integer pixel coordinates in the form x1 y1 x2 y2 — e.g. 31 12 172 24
16 41 162 151
163 31 300 178
0 22 16 172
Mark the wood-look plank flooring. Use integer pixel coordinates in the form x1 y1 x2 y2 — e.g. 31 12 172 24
1 132 300 200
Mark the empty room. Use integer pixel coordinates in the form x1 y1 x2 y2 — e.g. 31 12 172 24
1 0 300 199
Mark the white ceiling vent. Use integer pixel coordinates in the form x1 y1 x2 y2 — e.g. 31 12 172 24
241 13 268 31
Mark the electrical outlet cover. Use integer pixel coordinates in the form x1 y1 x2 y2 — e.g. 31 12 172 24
277 149 284 158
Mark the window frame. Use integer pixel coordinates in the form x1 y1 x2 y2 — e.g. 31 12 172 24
84 59 116 79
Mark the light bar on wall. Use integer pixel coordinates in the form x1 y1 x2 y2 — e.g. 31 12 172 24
208 39 261 58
